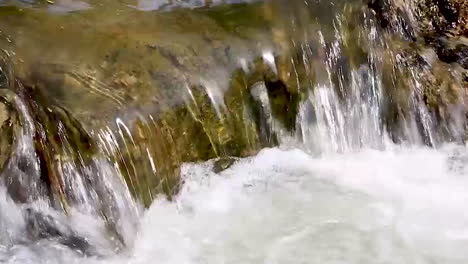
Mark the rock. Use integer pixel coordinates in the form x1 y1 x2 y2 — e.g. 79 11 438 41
366 0 468 144
0 2 281 205
0 2 274 128
432 38 468 68
367 0 417 40
212 157 236 174
368 0 468 68
115 55 302 206
24 208 95 256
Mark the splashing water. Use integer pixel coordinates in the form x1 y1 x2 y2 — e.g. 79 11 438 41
134 146 468 264
4 145 468 263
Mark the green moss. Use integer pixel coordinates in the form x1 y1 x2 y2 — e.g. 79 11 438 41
0 5 25 17
200 3 270 37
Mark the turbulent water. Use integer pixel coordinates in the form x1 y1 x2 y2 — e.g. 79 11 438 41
4 145 468 263
0 0 467 263
129 146 468 264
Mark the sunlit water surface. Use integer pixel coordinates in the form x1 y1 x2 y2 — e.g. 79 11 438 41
2 144 468 264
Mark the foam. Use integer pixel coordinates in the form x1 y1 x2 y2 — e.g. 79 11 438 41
3 145 468 263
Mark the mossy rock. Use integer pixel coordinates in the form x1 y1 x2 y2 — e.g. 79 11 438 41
113 52 304 206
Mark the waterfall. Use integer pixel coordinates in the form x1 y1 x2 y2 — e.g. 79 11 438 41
0 0 466 262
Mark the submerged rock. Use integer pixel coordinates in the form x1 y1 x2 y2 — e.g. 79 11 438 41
25 208 95 256
212 156 237 173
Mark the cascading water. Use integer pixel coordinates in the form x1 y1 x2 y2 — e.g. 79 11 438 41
0 0 466 263
0 89 141 256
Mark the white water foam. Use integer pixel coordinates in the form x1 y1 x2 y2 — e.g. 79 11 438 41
2 144 468 263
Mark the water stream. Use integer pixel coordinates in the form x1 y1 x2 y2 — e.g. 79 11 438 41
0 0 467 263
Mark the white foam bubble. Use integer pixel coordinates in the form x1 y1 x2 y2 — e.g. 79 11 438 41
127 145 468 264
4 145 468 263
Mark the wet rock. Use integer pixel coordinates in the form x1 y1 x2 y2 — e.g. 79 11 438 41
368 0 468 68
368 0 467 36
415 0 467 37
366 0 468 144
432 38 468 68
113 53 304 206
212 157 236 174
367 0 417 40
0 2 273 129
0 1 309 208
265 79 299 132
0 2 280 206
0 100 14 171
24 208 95 256
0 78 135 253
379 42 466 144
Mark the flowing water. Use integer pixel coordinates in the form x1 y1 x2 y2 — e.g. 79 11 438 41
0 0 467 263
5 145 468 264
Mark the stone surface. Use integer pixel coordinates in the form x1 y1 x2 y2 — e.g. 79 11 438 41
0 2 307 205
